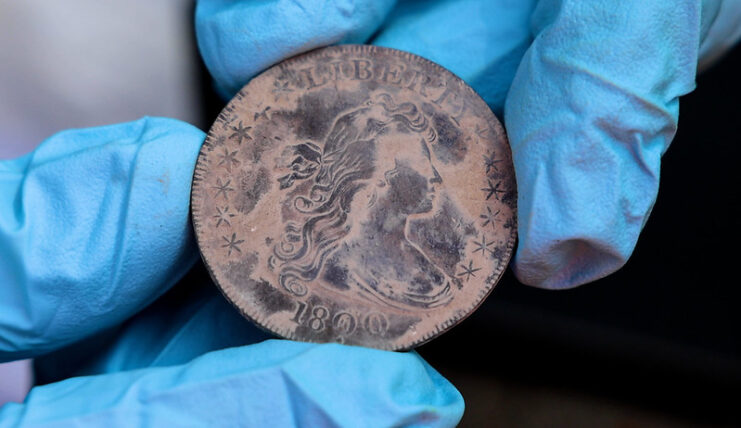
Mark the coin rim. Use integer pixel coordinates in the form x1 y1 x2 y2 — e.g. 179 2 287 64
191 43 518 351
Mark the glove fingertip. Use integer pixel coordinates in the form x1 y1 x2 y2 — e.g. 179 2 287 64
0 117 206 360
195 0 397 99
512 237 628 289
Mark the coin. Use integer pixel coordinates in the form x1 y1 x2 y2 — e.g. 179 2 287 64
191 45 517 350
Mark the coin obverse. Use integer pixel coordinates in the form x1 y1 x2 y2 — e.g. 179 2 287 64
192 45 517 351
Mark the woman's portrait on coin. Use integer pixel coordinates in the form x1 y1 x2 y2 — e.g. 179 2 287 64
191 45 516 349
271 93 473 310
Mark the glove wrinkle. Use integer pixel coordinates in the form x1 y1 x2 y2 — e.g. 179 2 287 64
2 342 463 427
143 295 242 369
105 127 146 305
507 0 703 288
282 373 342 428
0 117 204 361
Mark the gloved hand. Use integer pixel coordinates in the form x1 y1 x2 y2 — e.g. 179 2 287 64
4 0 740 425
196 0 741 288
0 118 463 427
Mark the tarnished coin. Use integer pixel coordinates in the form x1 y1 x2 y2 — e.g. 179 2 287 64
192 45 517 350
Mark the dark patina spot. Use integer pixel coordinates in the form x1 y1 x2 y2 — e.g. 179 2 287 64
235 166 271 214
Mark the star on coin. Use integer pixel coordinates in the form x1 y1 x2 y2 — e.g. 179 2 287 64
213 206 236 227
480 206 500 229
217 148 240 172
457 260 482 281
221 233 244 256
213 178 234 201
481 179 505 201
472 234 493 255
254 106 272 121
229 121 252 144
483 152 502 174
272 79 293 99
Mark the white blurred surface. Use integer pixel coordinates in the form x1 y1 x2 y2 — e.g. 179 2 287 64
0 360 31 404
0 0 201 159
0 0 200 405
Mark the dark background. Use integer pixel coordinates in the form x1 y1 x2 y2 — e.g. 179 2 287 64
199 45 741 426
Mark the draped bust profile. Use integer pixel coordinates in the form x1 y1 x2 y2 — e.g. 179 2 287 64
271 93 457 309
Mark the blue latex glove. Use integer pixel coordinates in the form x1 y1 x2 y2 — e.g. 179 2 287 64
0 118 463 426
5 0 739 424
196 0 741 288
